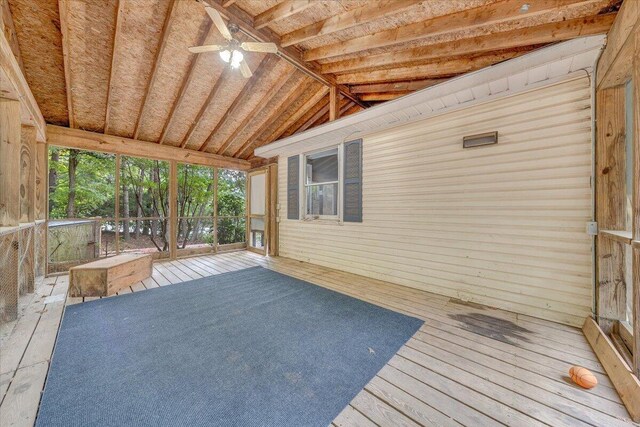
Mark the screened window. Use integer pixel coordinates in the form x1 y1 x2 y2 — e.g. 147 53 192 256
304 148 339 218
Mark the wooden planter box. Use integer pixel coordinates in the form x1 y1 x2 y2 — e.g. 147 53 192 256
69 254 152 297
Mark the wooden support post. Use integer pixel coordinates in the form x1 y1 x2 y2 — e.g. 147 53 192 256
268 163 278 257
595 86 627 334
19 125 36 223
0 98 20 227
213 167 218 252
329 86 339 121
35 142 47 221
632 27 640 378
169 160 177 260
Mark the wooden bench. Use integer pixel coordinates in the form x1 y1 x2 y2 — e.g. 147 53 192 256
69 254 152 297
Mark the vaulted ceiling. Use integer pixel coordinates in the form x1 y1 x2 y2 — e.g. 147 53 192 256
5 0 620 163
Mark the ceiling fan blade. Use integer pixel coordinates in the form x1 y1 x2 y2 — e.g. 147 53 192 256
240 42 278 54
204 6 233 41
239 59 252 78
188 44 226 53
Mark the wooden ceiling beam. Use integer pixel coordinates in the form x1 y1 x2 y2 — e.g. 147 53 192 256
265 86 329 143
200 0 367 108
222 0 236 7
297 101 329 133
158 20 213 145
336 50 526 85
133 0 177 140
197 54 277 152
1 0 25 73
104 0 124 134
47 125 250 170
350 79 446 93
311 98 351 128
359 92 412 101
234 77 313 158
283 96 329 137
303 0 594 61
280 0 419 47
322 13 617 74
57 0 75 128
254 0 314 30
215 70 294 156
179 67 231 149
329 86 339 121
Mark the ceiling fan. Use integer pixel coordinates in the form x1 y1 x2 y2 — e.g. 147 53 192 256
188 6 278 78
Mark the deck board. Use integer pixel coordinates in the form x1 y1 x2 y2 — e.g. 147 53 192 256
0 250 637 426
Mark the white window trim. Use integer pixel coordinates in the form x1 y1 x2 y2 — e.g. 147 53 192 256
300 144 343 222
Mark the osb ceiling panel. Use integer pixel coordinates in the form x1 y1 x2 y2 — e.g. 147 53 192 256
66 0 118 132
8 0 68 126
205 60 295 153
136 1 209 143
105 0 171 137
5 0 619 160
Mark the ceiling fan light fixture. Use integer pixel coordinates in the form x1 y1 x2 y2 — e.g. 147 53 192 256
230 50 243 69
219 49 231 63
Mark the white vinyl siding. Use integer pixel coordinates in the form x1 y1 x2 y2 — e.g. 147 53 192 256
278 77 593 327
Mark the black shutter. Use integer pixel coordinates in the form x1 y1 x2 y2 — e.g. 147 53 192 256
343 139 362 222
287 155 299 220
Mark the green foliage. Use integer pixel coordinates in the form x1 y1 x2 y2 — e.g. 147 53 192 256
48 148 116 219
217 169 246 244
48 146 247 250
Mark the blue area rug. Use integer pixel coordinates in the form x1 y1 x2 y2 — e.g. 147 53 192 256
37 266 423 426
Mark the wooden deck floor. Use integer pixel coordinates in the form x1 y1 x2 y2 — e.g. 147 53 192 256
0 250 636 426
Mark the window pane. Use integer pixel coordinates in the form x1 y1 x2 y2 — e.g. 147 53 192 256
120 156 170 219
217 217 246 245
177 218 215 250
177 164 215 217
249 217 265 249
306 183 338 216
217 169 246 216
48 148 116 219
250 173 266 215
306 148 338 184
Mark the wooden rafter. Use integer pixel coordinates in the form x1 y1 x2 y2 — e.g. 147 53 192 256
311 98 351 129
104 0 125 134
57 0 75 128
197 54 277 152
335 50 526 85
132 0 177 140
215 70 294 156
280 0 420 47
254 0 313 30
350 79 446 94
179 67 231 149
359 92 411 101
158 20 213 145
1 0 25 73
321 13 617 74
265 86 329 143
329 86 339 121
282 96 329 138
296 98 330 133
200 0 366 108
303 0 595 61
222 0 236 7
234 78 313 158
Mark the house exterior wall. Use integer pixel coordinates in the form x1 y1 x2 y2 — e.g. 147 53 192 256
278 76 593 327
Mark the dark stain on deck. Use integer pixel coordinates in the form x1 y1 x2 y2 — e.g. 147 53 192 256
449 312 532 345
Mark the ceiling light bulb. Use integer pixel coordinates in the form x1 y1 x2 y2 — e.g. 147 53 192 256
219 50 231 63
230 50 243 69
519 3 530 13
